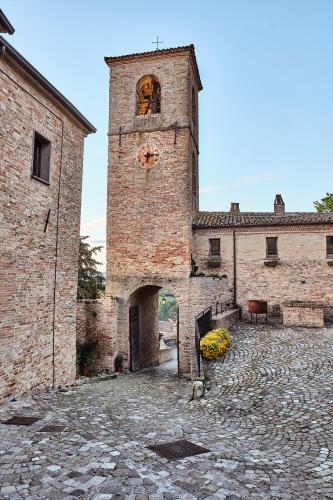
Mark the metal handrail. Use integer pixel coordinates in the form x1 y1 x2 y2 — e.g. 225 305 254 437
195 306 213 376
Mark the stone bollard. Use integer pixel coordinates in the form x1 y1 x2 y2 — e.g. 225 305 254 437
192 380 204 400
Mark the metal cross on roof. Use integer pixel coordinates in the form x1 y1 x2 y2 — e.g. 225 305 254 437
152 36 164 50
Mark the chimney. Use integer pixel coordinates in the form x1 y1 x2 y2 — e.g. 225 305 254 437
274 194 285 215
230 202 240 213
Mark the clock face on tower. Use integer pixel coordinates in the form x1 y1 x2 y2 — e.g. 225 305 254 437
136 144 160 169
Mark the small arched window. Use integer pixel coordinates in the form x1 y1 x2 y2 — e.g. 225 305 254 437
136 75 161 116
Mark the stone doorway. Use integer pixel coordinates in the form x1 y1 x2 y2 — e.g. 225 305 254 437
128 286 179 373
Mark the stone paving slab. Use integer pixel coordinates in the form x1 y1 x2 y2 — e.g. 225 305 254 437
1 323 333 499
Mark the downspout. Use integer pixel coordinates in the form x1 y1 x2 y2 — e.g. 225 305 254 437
52 123 64 388
233 225 237 309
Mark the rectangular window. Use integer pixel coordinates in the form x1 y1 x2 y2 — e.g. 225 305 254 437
32 132 51 184
209 238 221 257
327 236 333 257
266 237 278 257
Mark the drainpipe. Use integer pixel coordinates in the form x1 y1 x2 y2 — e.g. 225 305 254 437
52 123 64 388
233 225 237 309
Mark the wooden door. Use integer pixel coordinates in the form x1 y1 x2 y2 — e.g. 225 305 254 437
129 305 140 371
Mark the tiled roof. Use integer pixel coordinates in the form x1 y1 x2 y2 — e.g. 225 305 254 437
0 9 14 35
0 36 96 133
105 44 203 91
193 211 333 228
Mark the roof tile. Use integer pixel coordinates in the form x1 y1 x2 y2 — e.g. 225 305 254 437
193 211 333 228
105 44 202 91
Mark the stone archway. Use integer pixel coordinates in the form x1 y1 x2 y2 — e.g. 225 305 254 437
128 285 178 372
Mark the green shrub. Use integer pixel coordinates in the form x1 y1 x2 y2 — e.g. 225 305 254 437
76 340 98 376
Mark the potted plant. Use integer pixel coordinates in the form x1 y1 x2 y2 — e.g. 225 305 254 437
114 352 124 373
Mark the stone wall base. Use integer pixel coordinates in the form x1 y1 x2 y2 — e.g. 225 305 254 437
212 309 240 330
283 301 324 328
159 347 173 364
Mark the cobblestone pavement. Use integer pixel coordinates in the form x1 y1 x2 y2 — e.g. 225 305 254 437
1 323 333 499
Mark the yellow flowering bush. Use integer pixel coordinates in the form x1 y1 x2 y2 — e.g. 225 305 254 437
200 328 231 361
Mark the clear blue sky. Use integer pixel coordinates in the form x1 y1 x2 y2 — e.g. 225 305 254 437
3 0 333 268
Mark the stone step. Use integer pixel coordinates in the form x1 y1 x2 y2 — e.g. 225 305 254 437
211 309 240 330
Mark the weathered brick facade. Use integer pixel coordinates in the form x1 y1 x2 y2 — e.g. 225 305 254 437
76 300 115 371
104 46 205 374
0 34 94 401
192 222 333 323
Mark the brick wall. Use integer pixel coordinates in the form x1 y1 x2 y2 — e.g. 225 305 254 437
76 300 115 372
283 302 325 327
0 56 89 401
193 226 333 322
105 50 200 286
189 276 229 316
107 50 199 136
107 129 193 279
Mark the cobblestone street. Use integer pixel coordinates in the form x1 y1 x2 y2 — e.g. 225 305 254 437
1 323 333 499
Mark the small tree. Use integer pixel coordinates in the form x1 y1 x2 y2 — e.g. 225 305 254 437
158 289 177 321
77 236 105 299
314 193 333 213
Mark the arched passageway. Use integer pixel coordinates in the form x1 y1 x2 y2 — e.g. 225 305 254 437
128 285 178 373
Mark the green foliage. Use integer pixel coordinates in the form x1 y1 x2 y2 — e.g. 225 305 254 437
207 258 222 268
314 193 333 213
78 236 105 299
190 271 227 278
158 289 177 321
76 340 98 375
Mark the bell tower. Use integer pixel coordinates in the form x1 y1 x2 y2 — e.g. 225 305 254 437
104 45 202 374
105 45 202 282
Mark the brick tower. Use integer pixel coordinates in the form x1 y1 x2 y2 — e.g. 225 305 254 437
104 45 202 373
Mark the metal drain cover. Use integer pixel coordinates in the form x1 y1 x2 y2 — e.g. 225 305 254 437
147 439 210 460
38 425 66 433
3 416 41 426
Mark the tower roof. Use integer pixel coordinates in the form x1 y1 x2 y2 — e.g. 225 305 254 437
0 9 15 34
105 44 203 91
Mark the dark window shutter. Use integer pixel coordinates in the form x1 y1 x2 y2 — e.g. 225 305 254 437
209 238 220 257
266 237 278 257
327 236 333 256
32 132 51 184
40 141 51 182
